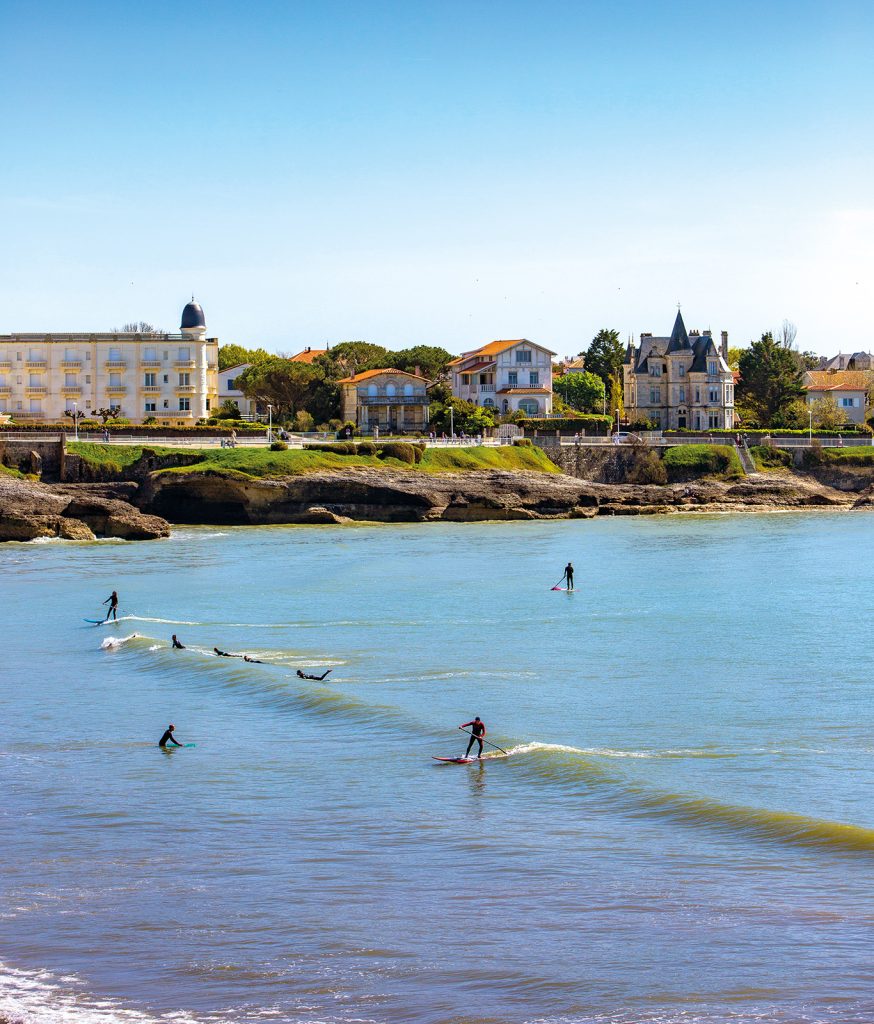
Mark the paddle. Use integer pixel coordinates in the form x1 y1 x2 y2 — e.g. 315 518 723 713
550 574 566 591
458 727 508 756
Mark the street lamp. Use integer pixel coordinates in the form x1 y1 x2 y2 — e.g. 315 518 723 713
450 405 454 441
267 404 273 442
73 402 78 441
808 408 812 443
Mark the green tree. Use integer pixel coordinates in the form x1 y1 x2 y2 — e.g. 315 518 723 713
213 399 243 420
584 329 624 390
235 359 324 418
385 345 455 380
218 344 272 371
808 396 844 429
737 332 805 427
553 371 605 413
429 397 495 434
607 372 624 419
314 342 389 380
726 346 746 370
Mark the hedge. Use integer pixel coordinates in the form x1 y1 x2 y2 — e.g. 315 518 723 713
512 437 533 447
519 415 612 434
665 427 872 438
803 446 874 467
662 444 743 482
0 423 263 437
376 441 415 464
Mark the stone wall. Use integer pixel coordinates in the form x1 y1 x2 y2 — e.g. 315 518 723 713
0 438 65 478
537 442 653 483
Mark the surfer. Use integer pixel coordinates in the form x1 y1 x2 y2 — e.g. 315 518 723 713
296 668 333 681
243 655 263 664
102 590 119 621
171 635 185 649
158 724 183 748
563 562 574 591
460 717 486 759
214 648 238 657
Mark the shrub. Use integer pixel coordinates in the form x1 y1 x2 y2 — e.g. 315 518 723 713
411 443 425 463
626 418 657 432
628 451 667 484
304 442 357 455
803 446 874 467
662 444 742 482
518 415 612 435
377 442 415 464
513 437 533 447
270 440 288 451
356 441 377 456
750 445 792 469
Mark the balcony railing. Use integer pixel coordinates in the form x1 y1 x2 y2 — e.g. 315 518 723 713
106 385 127 394
61 386 82 395
61 360 82 369
358 395 428 406
0 386 12 394
479 384 496 392
26 361 47 369
176 384 196 392
175 360 196 368
142 385 161 393
105 361 127 370
0 361 11 370
25 386 48 394
140 360 163 368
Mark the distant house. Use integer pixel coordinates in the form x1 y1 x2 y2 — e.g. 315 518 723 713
623 311 735 430
289 347 328 364
218 363 259 420
338 368 430 433
449 339 556 416
562 357 587 374
804 370 869 425
818 352 873 372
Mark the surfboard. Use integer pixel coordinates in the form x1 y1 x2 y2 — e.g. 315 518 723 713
432 756 477 764
551 587 575 592
84 618 113 624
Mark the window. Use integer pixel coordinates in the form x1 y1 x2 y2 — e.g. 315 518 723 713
708 360 717 376
177 347 190 361
508 371 518 387
529 371 540 386
65 373 76 387
709 387 719 403
404 383 414 396
515 350 532 363
65 399 76 412
85 375 91 384
29 399 42 413
163 375 169 384
163 351 169 360
461 374 471 385
649 363 662 377
678 364 686 377
650 410 661 426
178 372 190 386
163 400 169 408
29 374 41 387
143 347 157 360
179 397 190 411
109 347 122 361
0 374 5 387
110 373 122 387
367 383 377 396
694 387 700 402
145 401 157 412
0 400 7 413
841 397 858 408
708 413 720 428
64 348 79 360
518 398 539 415
385 383 396 397
679 386 686 402
649 387 660 404
144 373 156 387
483 398 495 407
28 349 44 361
206 398 211 411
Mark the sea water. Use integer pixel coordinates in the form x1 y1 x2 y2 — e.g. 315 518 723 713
1 514 874 1024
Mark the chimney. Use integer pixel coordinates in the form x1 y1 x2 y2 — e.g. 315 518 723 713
720 331 728 360
414 364 421 377
640 332 652 339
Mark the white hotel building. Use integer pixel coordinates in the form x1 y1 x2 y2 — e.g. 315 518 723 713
0 299 219 426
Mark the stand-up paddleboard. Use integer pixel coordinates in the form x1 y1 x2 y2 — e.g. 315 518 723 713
432 756 477 764
85 618 112 624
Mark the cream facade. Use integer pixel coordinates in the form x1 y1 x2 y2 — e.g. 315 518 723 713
623 311 735 430
804 370 870 425
338 368 430 432
0 300 218 425
218 363 259 420
449 338 555 416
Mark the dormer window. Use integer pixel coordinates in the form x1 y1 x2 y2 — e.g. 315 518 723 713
649 363 661 377
708 360 717 376
678 364 686 377
515 349 532 363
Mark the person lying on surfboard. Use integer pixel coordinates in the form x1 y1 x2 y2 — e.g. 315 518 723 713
159 724 183 748
460 717 486 759
172 635 185 649
297 668 333 680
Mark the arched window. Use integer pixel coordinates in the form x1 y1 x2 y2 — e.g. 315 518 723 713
385 383 396 397
502 399 509 413
403 383 414 396
367 384 377 397
518 398 540 416
483 397 495 408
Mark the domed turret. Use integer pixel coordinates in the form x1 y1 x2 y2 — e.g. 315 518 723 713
181 297 205 331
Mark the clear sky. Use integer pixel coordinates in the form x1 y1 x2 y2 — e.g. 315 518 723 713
1 0 872 357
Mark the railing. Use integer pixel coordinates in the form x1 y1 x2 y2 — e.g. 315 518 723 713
0 362 11 369
0 386 11 394
25 386 48 394
61 386 82 395
176 384 195 392
175 360 196 368
26 361 47 369
479 384 496 393
140 360 162 368
106 386 127 393
60 360 82 369
105 361 127 369
142 385 161 393
358 395 428 405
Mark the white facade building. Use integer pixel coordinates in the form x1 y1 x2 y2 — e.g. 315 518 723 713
449 338 555 416
218 363 260 419
0 300 218 426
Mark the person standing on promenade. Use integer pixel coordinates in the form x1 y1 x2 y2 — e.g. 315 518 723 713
460 717 486 759
103 590 119 621
159 724 183 748
563 562 574 591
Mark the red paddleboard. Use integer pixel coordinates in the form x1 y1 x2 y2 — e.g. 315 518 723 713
432 756 477 764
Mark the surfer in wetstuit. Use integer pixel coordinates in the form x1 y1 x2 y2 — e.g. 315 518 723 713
297 668 333 681
460 717 486 759
172 635 185 649
158 724 183 748
102 590 119 621
563 562 574 592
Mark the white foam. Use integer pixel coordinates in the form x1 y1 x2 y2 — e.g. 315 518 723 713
100 634 139 650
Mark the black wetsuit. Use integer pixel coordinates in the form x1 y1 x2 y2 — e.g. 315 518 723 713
297 669 332 680
104 594 119 621
564 565 574 590
463 720 485 758
159 729 182 748
172 638 185 649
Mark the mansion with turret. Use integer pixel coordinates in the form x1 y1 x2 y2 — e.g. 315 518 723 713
0 300 219 426
623 311 735 430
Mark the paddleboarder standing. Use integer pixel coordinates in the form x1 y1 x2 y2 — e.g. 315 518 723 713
563 562 574 591
460 717 486 759
103 590 119 621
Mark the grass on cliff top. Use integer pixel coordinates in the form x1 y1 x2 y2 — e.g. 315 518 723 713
67 442 559 478
749 445 793 472
804 445 874 466
662 444 743 481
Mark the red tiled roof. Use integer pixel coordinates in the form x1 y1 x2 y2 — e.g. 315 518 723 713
496 387 551 395
289 348 328 364
338 367 430 384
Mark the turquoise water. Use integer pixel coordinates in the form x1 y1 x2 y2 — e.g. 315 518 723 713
2 514 874 1024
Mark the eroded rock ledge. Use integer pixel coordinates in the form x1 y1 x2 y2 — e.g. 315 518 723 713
136 466 863 526
0 475 170 542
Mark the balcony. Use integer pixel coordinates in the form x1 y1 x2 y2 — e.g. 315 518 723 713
359 395 428 406
140 360 162 368
142 385 161 393
106 385 127 394
61 386 82 395
479 384 496 393
0 386 11 394
175 359 196 368
26 361 47 370
105 361 127 370
176 384 196 393
25 386 48 394
61 360 82 369
0 361 11 370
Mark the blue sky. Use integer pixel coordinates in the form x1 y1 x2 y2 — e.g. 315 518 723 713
1 0 872 357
